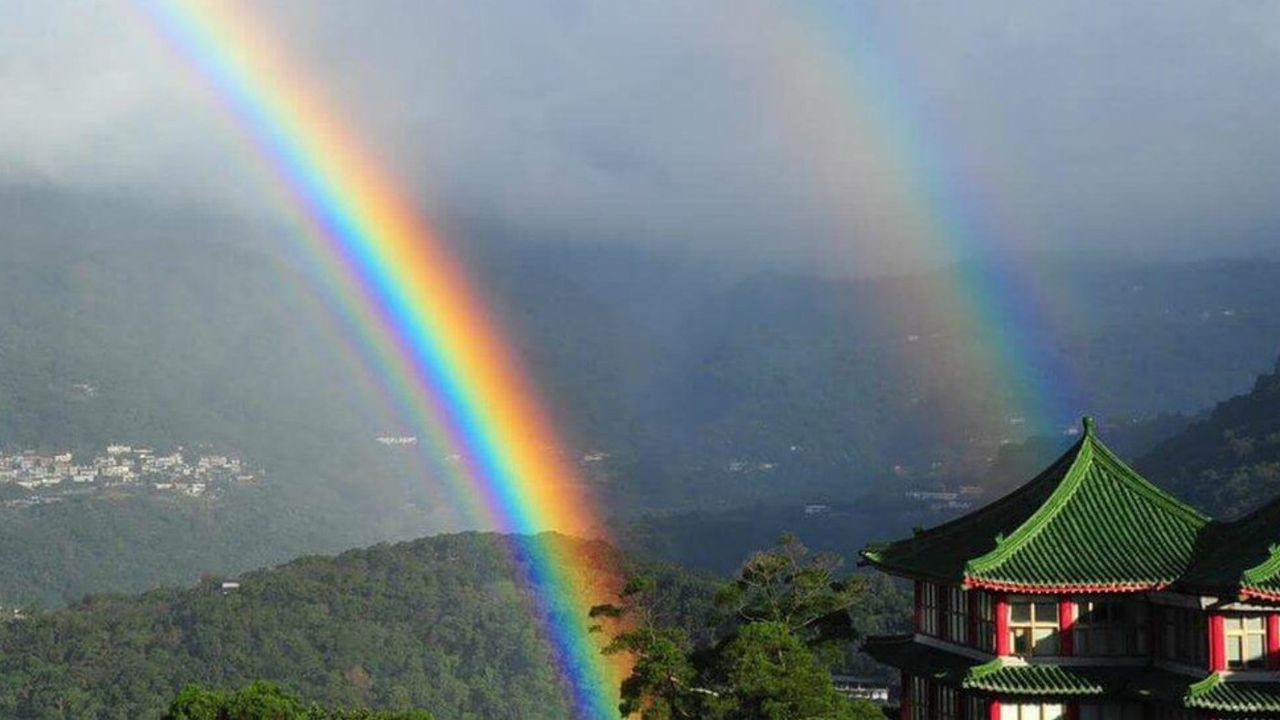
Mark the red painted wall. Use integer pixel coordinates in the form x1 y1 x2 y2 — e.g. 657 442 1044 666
1209 613 1226 672
995 594 1010 655
1268 614 1280 670
1058 598 1075 656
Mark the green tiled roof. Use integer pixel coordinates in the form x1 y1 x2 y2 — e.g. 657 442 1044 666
1181 496 1280 600
861 418 1208 591
1184 674 1280 713
963 660 1105 696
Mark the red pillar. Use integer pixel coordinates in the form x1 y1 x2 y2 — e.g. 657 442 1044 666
995 594 1011 655
988 699 1001 720
1058 597 1075 656
1268 614 1280 670
1209 613 1227 672
900 673 912 720
1066 701 1080 720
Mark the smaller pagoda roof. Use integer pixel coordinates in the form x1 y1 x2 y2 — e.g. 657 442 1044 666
963 661 1105 696
861 418 1208 593
1184 674 1280 714
1181 496 1280 601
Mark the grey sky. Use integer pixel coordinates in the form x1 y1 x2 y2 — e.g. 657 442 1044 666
1 0 1278 275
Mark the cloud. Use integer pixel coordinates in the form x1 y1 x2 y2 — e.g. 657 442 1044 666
1 0 1278 274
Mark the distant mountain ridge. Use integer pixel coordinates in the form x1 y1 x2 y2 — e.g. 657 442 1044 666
1138 356 1280 517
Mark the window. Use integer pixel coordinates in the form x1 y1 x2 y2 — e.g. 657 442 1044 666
936 685 958 720
1000 703 1064 720
966 695 989 719
974 592 996 652
945 586 969 643
908 676 931 720
1079 702 1144 720
1009 599 1059 656
1224 614 1267 669
1073 600 1149 656
1157 605 1207 666
920 582 941 636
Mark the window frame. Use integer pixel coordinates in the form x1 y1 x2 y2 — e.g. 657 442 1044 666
920 582 941 636
935 684 959 720
1073 599 1149 657
944 585 969 644
1157 605 1207 667
1223 613 1268 670
1008 598 1060 657
974 591 997 652
1000 702 1065 720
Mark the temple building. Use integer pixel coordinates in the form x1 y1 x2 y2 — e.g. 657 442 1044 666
862 417 1280 719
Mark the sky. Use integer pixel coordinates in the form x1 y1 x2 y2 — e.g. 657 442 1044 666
1 0 1278 276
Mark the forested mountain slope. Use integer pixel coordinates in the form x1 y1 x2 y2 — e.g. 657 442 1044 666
0 532 716 720
1139 356 1280 517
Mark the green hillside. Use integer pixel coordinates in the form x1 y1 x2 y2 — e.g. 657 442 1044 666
1139 356 1280 517
0 532 717 720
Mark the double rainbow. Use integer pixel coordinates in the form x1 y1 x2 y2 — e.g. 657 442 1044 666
135 1 622 716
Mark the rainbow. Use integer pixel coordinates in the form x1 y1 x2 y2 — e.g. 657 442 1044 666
757 0 1083 438
133 1 623 717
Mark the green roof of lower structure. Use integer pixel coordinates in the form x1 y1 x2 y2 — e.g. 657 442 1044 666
861 419 1208 592
964 660 1105 696
1184 674 1280 713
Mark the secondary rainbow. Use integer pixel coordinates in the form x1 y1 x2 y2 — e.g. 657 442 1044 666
133 1 623 716
761 0 1083 435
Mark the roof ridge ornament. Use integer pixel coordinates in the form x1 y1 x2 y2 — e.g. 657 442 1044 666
1082 415 1096 436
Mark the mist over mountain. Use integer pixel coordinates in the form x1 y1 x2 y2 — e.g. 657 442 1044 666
3 188 1280 604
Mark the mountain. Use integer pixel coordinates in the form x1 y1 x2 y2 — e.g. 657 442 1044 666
488 248 1280 509
1138 356 1280 518
0 532 717 720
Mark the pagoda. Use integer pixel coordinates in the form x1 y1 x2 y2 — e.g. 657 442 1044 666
862 417 1280 719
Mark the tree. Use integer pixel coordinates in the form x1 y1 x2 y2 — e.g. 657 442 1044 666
706 622 856 720
714 534 861 656
595 537 877 720
591 576 705 720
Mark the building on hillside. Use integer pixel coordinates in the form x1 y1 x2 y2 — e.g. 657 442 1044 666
861 417 1280 719
831 675 891 703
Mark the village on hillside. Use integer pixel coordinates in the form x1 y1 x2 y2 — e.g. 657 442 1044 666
0 445 257 507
